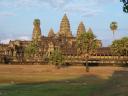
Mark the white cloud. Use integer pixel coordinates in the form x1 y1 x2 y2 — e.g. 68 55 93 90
0 0 72 9
1 36 31 44
0 12 15 17
64 3 103 17
17 36 31 40
0 0 118 8
1 38 12 44
0 0 118 17
40 0 72 8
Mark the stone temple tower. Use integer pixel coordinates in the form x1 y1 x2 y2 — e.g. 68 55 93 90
59 14 72 37
48 28 55 37
32 19 42 42
77 21 86 37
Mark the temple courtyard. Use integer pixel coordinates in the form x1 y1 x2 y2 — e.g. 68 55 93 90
0 65 128 96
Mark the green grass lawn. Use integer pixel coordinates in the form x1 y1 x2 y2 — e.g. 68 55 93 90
0 77 103 96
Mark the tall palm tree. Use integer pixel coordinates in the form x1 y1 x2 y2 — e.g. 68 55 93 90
76 29 99 72
110 22 118 37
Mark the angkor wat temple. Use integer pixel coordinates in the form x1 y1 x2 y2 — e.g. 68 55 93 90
0 14 112 64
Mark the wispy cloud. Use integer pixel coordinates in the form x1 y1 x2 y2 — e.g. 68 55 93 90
64 3 103 17
0 12 15 17
0 0 118 8
1 36 31 44
0 0 72 9
0 0 118 17
40 0 72 8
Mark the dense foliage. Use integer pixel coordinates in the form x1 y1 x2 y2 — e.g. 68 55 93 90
111 37 128 56
49 49 65 68
76 31 99 72
120 0 128 13
77 32 98 55
25 42 39 58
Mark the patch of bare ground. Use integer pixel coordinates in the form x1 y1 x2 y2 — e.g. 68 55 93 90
0 64 127 84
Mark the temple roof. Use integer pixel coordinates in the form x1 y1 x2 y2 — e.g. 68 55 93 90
59 14 72 37
87 27 93 33
48 28 55 37
77 21 86 37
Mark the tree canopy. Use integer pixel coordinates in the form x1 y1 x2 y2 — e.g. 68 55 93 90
120 0 128 13
110 22 118 36
25 42 39 58
77 30 99 55
49 49 65 68
76 30 99 72
111 37 128 56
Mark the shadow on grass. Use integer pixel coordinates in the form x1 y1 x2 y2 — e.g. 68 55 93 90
90 67 128 96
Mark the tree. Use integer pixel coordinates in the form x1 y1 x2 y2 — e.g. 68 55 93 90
111 40 123 59
110 22 118 37
25 42 39 58
111 37 128 64
120 0 128 13
121 37 128 56
76 30 99 72
49 49 64 69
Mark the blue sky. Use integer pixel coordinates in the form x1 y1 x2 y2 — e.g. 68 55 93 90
0 0 128 46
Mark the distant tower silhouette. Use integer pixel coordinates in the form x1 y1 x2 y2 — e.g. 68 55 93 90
59 14 72 37
32 19 42 42
87 27 93 33
77 21 86 37
48 28 55 37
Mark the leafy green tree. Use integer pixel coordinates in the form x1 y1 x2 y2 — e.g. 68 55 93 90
111 37 128 56
25 42 39 58
77 30 99 72
49 49 64 69
111 39 123 60
111 37 128 64
120 0 128 13
121 37 128 56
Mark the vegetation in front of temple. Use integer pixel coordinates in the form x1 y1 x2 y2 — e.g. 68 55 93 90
49 49 65 69
76 29 99 72
111 37 128 57
25 42 39 58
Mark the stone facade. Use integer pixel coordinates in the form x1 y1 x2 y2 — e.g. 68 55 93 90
0 14 103 63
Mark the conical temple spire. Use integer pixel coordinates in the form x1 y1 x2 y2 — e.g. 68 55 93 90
63 13 68 19
59 14 72 37
48 28 55 37
77 21 86 37
87 27 93 33
32 19 42 42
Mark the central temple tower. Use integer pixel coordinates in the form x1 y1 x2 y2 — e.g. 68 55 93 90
59 14 72 37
